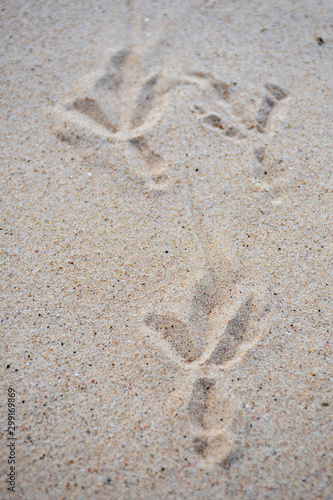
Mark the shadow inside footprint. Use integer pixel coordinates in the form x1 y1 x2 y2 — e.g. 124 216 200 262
144 269 223 363
144 313 198 362
97 48 129 91
95 49 129 92
193 436 208 455
203 114 225 130
188 276 219 352
264 83 288 101
130 75 160 129
206 295 253 365
188 378 216 429
128 136 162 165
67 97 117 133
256 96 276 133
188 377 233 431
188 377 234 464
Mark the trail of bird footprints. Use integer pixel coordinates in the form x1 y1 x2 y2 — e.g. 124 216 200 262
53 45 281 466
53 45 290 199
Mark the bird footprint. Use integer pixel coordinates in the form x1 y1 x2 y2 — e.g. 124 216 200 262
144 268 270 465
187 71 289 139
52 46 188 192
188 378 234 466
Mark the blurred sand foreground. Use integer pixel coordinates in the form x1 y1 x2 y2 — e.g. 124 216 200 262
1 1 332 498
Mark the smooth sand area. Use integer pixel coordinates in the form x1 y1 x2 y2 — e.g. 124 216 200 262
1 1 332 498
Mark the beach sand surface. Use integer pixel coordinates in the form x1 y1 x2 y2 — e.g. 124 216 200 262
1 1 332 498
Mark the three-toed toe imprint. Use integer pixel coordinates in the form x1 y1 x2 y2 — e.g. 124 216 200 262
52 45 187 191
186 71 289 140
145 266 270 369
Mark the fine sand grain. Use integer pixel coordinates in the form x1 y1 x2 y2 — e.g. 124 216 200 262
1 1 332 498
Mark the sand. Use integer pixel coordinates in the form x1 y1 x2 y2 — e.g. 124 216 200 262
1 0 332 498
